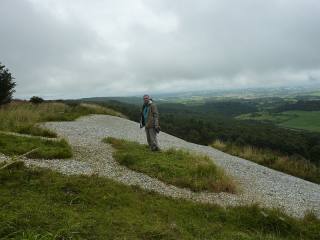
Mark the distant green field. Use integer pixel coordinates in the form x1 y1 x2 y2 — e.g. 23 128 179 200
236 112 293 123
278 111 320 132
309 91 320 96
237 111 320 132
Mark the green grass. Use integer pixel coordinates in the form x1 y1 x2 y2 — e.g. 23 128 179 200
211 139 320 184
278 111 320 132
104 137 236 193
0 102 125 137
1 164 319 239
309 91 320 96
236 111 320 132
0 133 72 159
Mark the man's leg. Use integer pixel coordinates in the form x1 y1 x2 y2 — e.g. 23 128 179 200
145 128 152 147
149 128 160 151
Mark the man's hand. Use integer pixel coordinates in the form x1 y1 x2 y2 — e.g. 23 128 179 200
155 126 161 133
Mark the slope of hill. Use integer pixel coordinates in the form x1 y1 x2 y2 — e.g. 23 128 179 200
1 114 320 239
2 114 317 219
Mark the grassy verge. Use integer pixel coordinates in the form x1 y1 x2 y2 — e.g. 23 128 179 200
0 133 72 159
211 139 320 184
104 137 236 193
0 163 319 239
0 101 125 137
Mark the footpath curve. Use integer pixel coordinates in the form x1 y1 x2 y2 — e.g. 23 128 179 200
2 115 319 218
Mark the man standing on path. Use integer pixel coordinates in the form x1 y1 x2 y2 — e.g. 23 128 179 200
140 94 161 151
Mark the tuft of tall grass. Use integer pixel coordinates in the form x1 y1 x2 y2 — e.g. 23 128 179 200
211 139 320 184
104 137 237 193
0 102 125 137
0 102 67 137
0 102 53 137
79 103 126 118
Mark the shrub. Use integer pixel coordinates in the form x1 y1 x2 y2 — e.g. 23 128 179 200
30 96 45 104
0 63 16 106
310 145 320 164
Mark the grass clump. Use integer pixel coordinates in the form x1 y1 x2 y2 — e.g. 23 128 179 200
0 163 319 239
104 137 236 193
0 102 57 137
211 139 320 184
0 133 72 159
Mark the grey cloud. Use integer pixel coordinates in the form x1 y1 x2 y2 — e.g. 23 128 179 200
0 0 320 98
129 0 320 80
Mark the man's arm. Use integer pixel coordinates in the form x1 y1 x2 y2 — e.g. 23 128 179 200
139 108 145 128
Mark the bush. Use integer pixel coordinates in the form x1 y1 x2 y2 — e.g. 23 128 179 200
30 96 44 104
310 145 320 164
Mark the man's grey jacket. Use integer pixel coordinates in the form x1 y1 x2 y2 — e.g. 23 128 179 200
140 100 160 130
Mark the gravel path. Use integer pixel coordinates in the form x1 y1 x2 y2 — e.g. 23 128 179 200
1 114 319 218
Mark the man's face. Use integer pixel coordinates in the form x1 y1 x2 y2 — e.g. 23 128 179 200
143 95 149 104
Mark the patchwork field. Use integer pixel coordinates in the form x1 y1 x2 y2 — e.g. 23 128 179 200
278 111 320 132
237 111 320 132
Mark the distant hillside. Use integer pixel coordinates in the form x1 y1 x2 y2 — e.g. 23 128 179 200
81 96 142 105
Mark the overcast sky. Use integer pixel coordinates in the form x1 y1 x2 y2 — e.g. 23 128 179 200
1 0 320 99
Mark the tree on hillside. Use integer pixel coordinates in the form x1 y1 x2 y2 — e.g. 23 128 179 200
0 63 16 105
30 96 44 104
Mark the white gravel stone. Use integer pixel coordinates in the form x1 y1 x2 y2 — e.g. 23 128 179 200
0 153 9 163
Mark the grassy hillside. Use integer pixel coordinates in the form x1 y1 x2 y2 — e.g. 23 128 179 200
0 99 319 238
105 137 236 193
0 101 125 137
0 101 124 159
0 163 319 239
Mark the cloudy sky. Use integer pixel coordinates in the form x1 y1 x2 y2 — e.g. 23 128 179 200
1 0 320 99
